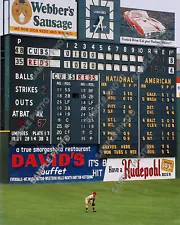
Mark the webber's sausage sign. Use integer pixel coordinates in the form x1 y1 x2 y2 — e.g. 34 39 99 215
10 0 77 38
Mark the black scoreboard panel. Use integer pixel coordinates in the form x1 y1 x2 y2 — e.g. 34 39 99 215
100 71 138 157
140 72 175 157
8 35 176 158
51 72 99 144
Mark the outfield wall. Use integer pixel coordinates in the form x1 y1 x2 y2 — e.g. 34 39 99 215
9 145 175 184
3 75 180 183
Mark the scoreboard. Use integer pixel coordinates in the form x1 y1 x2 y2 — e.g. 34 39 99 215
6 35 176 158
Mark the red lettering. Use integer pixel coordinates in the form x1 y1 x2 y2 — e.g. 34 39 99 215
12 154 24 168
39 59 43 66
135 165 140 177
38 154 49 166
11 152 86 168
149 168 153 176
78 75 81 80
74 153 84 166
51 154 56 166
34 59 38 66
140 168 144 177
25 154 38 167
45 60 49 67
122 159 128 179
28 59 33 66
144 168 148 179
59 154 70 166
154 159 160 176
122 159 161 180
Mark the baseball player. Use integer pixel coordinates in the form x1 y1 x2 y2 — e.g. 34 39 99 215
85 192 97 212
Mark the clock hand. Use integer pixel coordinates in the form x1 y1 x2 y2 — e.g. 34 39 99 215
99 16 104 31
94 17 102 34
94 16 104 34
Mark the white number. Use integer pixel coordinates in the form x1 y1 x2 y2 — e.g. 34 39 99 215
83 43 87 49
108 46 111 51
169 57 174 64
15 58 24 65
99 45 103 51
168 67 174 74
91 44 95 50
15 46 24 54
131 47 135 53
57 130 63 135
74 43 78 49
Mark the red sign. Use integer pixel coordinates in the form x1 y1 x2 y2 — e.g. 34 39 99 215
122 159 161 179
12 153 84 168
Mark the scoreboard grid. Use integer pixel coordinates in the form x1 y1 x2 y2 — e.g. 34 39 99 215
5 35 176 158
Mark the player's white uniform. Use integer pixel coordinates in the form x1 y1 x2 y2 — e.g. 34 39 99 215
85 194 94 204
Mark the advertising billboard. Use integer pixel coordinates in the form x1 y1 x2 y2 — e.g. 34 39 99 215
120 7 175 47
9 145 176 184
9 145 106 183
10 0 77 39
176 77 180 98
103 158 175 181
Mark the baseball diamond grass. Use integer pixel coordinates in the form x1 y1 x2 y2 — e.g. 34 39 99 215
1 179 180 225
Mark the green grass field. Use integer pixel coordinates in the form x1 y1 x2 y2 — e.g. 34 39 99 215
1 179 180 225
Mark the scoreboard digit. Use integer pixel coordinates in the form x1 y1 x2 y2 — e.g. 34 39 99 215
7 35 176 158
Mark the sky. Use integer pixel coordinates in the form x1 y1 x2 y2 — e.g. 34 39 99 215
0 0 179 52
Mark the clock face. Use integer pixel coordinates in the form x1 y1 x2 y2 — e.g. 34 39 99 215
86 0 114 40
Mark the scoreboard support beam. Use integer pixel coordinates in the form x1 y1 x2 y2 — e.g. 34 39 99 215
0 131 9 183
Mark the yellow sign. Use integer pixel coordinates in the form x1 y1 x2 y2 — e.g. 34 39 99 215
161 159 174 173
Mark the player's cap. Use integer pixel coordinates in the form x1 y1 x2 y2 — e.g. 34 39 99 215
93 192 97 195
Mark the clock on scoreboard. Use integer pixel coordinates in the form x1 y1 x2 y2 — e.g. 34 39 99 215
4 34 176 158
78 0 120 42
